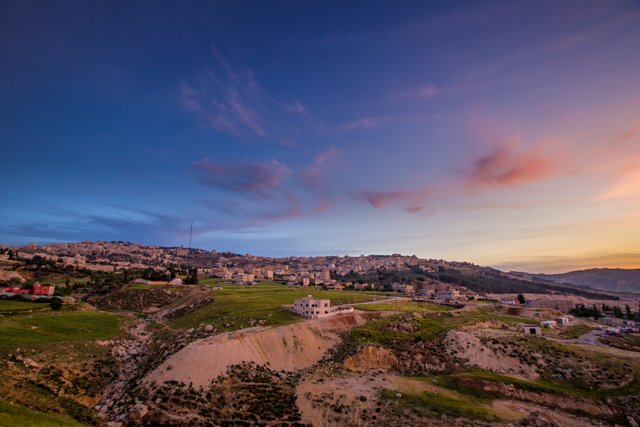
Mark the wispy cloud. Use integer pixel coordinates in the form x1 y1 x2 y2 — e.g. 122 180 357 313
298 147 341 212
193 148 341 228
1 210 187 245
595 165 640 201
193 159 292 198
285 100 307 114
179 45 313 144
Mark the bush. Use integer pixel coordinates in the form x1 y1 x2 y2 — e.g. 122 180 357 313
50 298 63 311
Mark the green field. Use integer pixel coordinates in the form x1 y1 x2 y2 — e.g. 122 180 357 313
380 385 497 422
0 311 122 349
349 308 536 345
0 300 51 314
354 301 453 313
123 283 182 291
171 282 388 330
0 402 84 427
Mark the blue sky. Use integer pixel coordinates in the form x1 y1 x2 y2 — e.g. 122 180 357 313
2 0 640 272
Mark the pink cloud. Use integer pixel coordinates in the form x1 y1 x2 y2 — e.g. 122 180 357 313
359 187 430 213
469 139 557 187
299 147 342 210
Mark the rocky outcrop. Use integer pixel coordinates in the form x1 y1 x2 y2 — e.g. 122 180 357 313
444 330 540 379
343 345 398 372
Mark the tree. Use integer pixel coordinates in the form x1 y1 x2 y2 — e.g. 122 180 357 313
183 266 198 285
593 305 601 320
625 304 633 319
613 306 624 319
517 293 526 304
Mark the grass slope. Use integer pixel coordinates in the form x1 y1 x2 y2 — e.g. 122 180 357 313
0 300 51 314
0 311 122 350
0 402 84 427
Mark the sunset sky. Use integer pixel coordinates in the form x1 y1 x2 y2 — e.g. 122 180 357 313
2 0 640 273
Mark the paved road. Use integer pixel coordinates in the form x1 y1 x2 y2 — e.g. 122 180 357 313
349 296 410 305
576 329 603 346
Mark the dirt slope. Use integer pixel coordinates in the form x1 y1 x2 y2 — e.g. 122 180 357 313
145 313 370 388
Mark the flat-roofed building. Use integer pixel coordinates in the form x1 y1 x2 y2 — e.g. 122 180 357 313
293 295 331 318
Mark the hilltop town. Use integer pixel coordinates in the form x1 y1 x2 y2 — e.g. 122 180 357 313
1 241 640 426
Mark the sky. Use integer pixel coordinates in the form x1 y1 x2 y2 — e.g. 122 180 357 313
1 0 640 273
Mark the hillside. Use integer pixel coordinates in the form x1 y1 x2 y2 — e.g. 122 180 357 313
534 268 640 293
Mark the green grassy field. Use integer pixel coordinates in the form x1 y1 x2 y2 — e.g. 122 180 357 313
123 283 182 291
199 278 230 286
380 386 497 422
0 311 122 349
0 402 84 427
354 301 453 313
349 308 536 345
171 282 388 330
0 300 51 314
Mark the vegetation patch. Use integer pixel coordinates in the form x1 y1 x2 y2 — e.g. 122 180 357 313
0 311 122 350
0 299 51 314
0 401 84 426
379 387 497 422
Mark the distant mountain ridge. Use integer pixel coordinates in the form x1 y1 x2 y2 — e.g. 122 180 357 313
534 268 640 293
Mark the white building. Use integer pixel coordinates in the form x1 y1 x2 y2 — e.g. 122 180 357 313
292 295 353 319
523 325 542 335
293 295 331 318
555 315 574 326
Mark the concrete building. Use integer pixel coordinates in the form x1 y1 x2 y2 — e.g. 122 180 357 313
293 295 331 318
555 315 574 325
523 325 542 335
233 273 255 285
292 295 353 319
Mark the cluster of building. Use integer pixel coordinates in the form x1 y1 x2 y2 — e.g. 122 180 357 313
1 243 457 291
522 315 574 336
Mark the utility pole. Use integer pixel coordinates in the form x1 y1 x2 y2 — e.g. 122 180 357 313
188 218 193 249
